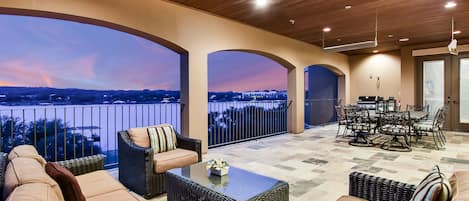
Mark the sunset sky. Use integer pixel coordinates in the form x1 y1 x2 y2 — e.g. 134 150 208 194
0 15 287 92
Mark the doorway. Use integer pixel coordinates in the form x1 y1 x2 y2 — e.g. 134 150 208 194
304 65 343 128
417 53 469 131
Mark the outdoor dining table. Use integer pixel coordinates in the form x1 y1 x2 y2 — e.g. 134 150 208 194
346 110 429 150
369 111 428 121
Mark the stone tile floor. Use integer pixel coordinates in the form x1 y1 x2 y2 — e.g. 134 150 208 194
112 124 469 201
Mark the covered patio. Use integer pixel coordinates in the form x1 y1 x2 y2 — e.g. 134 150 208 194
116 124 469 200
1 0 469 201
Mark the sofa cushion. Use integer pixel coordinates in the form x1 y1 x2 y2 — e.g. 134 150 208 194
450 171 469 201
87 189 139 201
154 148 198 173
6 183 61 201
76 170 125 198
45 162 85 201
127 127 151 148
3 157 64 201
8 145 47 167
337 195 367 201
411 165 451 201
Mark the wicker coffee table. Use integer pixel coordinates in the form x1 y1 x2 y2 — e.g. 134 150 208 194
166 162 289 201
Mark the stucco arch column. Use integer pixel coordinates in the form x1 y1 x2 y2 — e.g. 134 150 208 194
288 67 305 134
180 51 209 153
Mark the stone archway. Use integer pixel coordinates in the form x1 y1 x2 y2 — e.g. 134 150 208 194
0 0 352 152
208 49 299 136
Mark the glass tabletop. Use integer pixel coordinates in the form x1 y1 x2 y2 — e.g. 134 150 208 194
167 162 286 200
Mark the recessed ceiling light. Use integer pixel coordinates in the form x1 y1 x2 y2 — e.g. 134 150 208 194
445 1 457 8
399 38 410 42
453 30 462 34
345 5 352 9
387 34 394 38
323 27 331 32
373 50 379 53
255 0 269 8
289 19 295 25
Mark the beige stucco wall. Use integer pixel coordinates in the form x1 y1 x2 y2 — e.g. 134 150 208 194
349 51 402 103
0 0 351 152
400 47 416 107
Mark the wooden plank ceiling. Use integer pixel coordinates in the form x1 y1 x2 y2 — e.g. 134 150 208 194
169 0 469 55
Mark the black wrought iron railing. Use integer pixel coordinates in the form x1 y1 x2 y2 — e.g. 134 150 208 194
0 103 180 168
208 100 289 148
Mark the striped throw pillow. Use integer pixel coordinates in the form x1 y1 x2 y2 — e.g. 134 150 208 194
161 125 176 151
147 127 161 153
147 125 177 153
411 165 452 201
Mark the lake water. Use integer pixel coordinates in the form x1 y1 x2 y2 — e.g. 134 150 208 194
0 101 286 151
0 103 181 151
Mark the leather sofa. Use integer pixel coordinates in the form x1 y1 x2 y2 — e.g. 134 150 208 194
2 145 138 201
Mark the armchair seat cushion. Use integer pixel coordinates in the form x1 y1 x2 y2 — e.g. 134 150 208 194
336 195 366 201
87 189 138 201
76 170 125 198
154 148 198 173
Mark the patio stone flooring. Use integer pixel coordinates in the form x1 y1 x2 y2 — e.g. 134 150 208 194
113 124 469 201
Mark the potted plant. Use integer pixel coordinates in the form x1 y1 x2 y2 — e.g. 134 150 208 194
206 158 230 176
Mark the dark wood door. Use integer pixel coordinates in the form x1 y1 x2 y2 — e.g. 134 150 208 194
417 53 469 132
450 54 469 131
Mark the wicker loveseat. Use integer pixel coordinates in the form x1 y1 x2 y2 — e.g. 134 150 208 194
339 171 469 201
118 125 202 199
338 172 416 201
2 145 137 201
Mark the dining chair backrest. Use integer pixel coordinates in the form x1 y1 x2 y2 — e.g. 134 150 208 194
335 105 346 121
387 99 397 112
432 109 443 129
406 104 430 112
436 107 449 129
376 101 386 113
345 108 372 132
379 111 412 135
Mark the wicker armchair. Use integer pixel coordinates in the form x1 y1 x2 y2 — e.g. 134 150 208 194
118 130 202 199
346 172 416 201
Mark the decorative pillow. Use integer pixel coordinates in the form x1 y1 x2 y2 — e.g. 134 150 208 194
45 162 86 201
8 145 47 167
411 165 452 201
127 127 151 148
148 127 161 153
449 171 469 201
147 124 177 153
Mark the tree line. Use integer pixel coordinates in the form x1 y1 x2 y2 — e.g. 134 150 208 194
0 116 100 161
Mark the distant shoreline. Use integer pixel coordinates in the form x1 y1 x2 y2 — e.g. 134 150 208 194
0 86 287 106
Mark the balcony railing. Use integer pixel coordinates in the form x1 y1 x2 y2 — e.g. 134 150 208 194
304 98 340 128
208 100 289 148
0 103 180 168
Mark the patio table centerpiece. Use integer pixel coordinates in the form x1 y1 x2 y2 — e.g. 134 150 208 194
206 158 230 176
